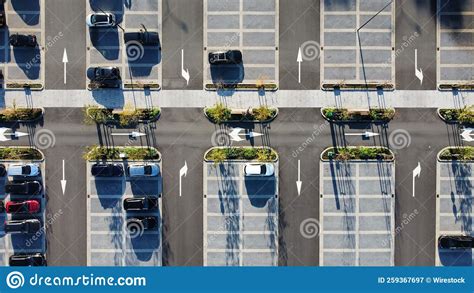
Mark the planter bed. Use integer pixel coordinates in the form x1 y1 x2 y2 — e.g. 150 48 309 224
204 147 278 163
6 83 43 90
322 108 395 123
0 107 43 122
438 108 474 125
321 83 394 91
205 83 278 91
438 146 474 161
321 146 394 161
123 83 160 90
86 107 161 126
0 147 43 160
204 105 278 124
84 146 161 161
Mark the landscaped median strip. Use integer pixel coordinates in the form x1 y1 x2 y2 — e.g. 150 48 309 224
0 107 44 123
321 108 395 123
437 106 474 125
84 105 161 127
0 147 44 160
204 103 278 124
84 146 161 161
204 146 278 164
437 146 474 161
321 146 394 161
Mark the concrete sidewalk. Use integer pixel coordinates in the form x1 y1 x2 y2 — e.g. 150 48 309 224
0 89 472 109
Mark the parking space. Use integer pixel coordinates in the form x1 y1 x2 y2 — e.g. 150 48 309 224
203 161 278 266
86 0 162 88
319 161 395 266
0 160 46 266
86 161 162 266
320 0 395 87
437 0 474 88
436 161 473 266
1 0 45 87
203 0 279 87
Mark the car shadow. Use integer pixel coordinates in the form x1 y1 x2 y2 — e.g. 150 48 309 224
89 0 123 14
89 29 120 60
12 47 41 80
91 89 125 108
10 0 40 25
210 63 244 85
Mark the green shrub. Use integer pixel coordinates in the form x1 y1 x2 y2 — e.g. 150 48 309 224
205 103 231 124
323 147 392 160
252 106 275 121
84 146 159 161
205 147 277 162
0 108 43 122
0 148 43 160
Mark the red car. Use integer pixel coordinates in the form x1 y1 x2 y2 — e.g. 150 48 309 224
5 200 40 214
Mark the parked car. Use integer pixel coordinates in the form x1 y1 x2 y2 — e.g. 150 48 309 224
9 33 37 47
87 66 121 88
5 200 40 214
9 253 46 266
244 163 275 176
0 200 4 212
127 164 160 177
8 163 40 177
438 235 474 249
124 25 160 46
4 219 41 234
208 50 242 65
0 164 6 176
123 197 158 211
5 181 42 195
126 216 157 232
91 163 124 177
86 13 116 27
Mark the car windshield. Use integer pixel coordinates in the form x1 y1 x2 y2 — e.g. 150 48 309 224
144 165 152 175
92 14 108 23
260 165 267 174
21 166 31 175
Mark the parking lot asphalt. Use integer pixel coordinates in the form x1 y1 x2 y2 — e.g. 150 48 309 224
437 0 474 87
162 0 203 90
395 0 437 90
86 161 163 266
44 0 86 89
320 0 395 87
203 0 279 87
436 161 473 266
278 0 320 90
0 160 46 266
203 161 278 266
1 0 45 87
319 160 395 266
86 0 162 89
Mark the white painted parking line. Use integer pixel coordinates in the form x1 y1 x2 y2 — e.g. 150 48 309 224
319 161 395 266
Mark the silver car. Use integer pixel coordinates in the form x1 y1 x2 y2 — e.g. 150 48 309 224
86 13 116 27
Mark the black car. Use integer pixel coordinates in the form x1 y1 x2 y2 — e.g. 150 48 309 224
9 33 37 47
438 235 474 249
0 164 6 176
91 163 124 177
208 50 242 65
124 25 160 46
127 217 157 232
5 181 42 195
4 219 41 234
86 67 121 88
123 197 158 211
9 253 46 266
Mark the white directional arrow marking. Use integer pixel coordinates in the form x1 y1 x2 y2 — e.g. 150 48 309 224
229 128 263 142
111 131 146 138
460 128 474 142
296 160 302 196
61 159 67 195
297 47 303 84
0 127 29 142
415 49 423 85
181 49 190 85
344 131 379 138
412 162 421 197
62 48 68 84
179 161 188 197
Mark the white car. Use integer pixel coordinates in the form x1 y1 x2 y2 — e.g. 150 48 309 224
7 163 40 177
127 164 160 177
243 163 274 176
86 13 116 27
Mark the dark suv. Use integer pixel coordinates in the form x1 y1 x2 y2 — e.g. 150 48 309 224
438 235 474 249
5 181 42 195
91 163 124 177
9 34 37 47
208 50 242 65
123 197 158 211
124 25 160 46
87 67 121 88
4 219 41 234
126 217 157 231
9 253 46 266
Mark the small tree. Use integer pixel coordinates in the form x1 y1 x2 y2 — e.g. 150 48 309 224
253 105 274 121
206 103 231 124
